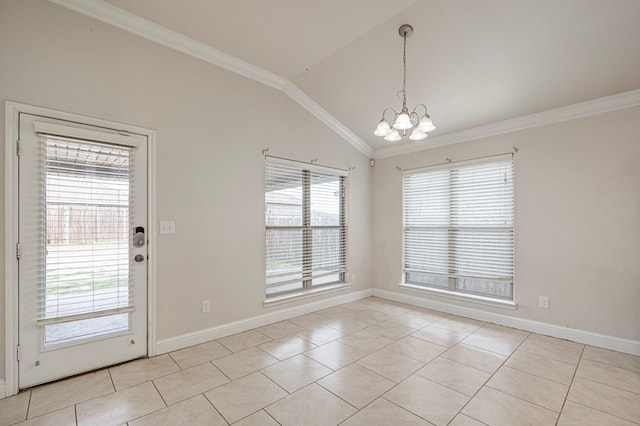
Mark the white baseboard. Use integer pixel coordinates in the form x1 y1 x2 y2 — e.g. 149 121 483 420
156 289 373 354
0 379 5 399
373 289 640 356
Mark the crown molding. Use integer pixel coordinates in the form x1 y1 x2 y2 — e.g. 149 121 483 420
48 0 373 157
48 0 286 90
373 89 640 159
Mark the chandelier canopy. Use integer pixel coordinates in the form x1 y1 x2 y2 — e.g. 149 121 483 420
374 24 436 142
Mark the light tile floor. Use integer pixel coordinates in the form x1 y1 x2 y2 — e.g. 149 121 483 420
2 297 639 425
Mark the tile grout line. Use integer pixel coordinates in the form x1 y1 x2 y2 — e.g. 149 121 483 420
451 331 532 423
106 368 116 392
209 360 238 384
415 368 483 399
25 389 33 423
166 352 181 370
262 408 283 426
125 387 165 425
556 344 586 425
198 364 293 424
484 383 564 415
335 368 429 424
256 369 296 397
502 353 577 386
578 357 640 390
561 399 640 425
149 379 169 408
201 391 234 425
576 373 640 396
380 396 438 425
347 350 440 424
313 380 361 411
584 355 640 373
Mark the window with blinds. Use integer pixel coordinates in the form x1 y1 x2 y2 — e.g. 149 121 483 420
403 155 514 300
265 158 347 297
41 134 134 344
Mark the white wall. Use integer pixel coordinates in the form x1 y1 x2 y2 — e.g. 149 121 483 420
372 106 640 341
0 0 373 381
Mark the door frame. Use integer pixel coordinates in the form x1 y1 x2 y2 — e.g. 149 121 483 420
4 101 157 397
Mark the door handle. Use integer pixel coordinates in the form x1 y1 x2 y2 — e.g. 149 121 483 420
135 254 145 262
133 226 145 247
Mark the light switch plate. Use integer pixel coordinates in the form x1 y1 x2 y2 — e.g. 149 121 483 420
159 221 175 234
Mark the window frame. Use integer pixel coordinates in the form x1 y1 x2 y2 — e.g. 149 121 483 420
401 154 515 304
264 157 348 300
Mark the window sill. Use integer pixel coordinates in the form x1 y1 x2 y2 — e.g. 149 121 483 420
264 283 352 308
399 283 518 310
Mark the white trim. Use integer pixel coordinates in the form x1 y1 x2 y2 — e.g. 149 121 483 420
373 289 640 356
36 306 136 327
373 89 640 159
50 0 285 90
0 379 5 399
156 289 372 354
47 0 373 158
33 121 141 147
147 133 158 357
4 103 20 398
3 101 158 397
264 283 352 307
5 102 158 142
398 283 517 310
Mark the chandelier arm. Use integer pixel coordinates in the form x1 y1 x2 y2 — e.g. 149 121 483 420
410 111 420 126
381 107 397 121
412 104 429 115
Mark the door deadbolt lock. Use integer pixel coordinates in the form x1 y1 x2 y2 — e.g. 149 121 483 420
133 226 145 247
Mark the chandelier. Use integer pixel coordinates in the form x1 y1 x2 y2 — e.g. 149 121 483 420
374 24 436 142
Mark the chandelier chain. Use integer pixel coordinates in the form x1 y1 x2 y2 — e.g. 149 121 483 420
402 32 407 111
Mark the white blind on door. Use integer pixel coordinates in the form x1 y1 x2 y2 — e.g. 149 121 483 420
265 159 347 295
403 156 514 298
35 132 135 324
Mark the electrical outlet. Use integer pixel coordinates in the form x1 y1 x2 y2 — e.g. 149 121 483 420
539 296 549 309
201 299 211 313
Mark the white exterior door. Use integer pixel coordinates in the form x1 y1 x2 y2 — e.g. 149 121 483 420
17 112 148 388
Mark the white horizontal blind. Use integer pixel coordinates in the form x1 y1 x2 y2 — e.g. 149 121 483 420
265 159 346 296
403 156 514 299
38 134 135 324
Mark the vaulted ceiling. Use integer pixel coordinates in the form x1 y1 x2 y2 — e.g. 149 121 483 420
55 0 640 157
